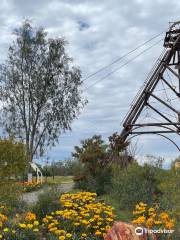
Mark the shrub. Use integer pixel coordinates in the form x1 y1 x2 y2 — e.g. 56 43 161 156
72 135 113 195
158 168 180 213
158 167 180 239
0 181 27 215
110 162 163 210
31 186 62 219
74 168 111 195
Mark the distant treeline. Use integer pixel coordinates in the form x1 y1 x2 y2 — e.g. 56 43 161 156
39 159 80 177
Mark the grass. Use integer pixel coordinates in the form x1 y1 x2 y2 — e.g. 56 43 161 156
32 175 73 185
43 175 73 184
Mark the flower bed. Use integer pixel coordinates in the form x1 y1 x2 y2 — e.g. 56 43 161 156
132 202 175 230
0 192 115 239
16 181 42 192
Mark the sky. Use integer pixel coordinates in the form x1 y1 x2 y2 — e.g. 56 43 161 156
0 0 180 167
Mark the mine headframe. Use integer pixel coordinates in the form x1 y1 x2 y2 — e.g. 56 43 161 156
120 21 180 150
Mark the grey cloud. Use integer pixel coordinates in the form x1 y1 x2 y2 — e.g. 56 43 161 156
0 0 179 163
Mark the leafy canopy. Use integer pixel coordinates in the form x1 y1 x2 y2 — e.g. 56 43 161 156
0 137 28 178
72 134 130 194
0 20 86 160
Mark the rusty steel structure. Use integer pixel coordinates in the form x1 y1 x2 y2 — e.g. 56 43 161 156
120 21 180 150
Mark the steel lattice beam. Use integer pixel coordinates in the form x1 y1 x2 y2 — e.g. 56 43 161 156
120 21 180 148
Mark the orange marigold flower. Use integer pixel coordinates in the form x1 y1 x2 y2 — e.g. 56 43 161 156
25 212 36 221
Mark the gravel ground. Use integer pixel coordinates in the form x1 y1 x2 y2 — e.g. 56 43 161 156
22 182 74 204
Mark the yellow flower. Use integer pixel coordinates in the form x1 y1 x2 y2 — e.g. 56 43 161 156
133 209 145 215
66 233 72 238
132 202 175 230
81 220 89 225
160 212 169 221
97 222 102 226
165 220 175 229
81 233 87 237
55 230 62 235
148 207 155 212
146 217 154 228
27 223 33 229
154 220 162 225
33 220 39 226
42 217 49 223
58 229 66 234
59 236 65 240
106 225 111 231
74 222 80 226
132 216 145 224
33 228 39 232
0 213 7 222
3 227 9 232
49 227 58 232
95 230 102 235
40 192 115 239
19 223 26 228
139 202 147 207
103 233 107 238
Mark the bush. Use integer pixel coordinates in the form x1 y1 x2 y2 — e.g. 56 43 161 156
0 181 27 215
72 135 114 195
31 186 61 219
74 168 112 195
110 162 163 210
159 168 180 212
158 168 180 239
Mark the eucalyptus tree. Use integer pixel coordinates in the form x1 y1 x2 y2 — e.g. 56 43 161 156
0 21 86 162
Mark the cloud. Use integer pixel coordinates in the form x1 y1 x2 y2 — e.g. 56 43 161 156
0 0 179 164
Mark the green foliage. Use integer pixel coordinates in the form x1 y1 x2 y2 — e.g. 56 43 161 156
158 167 180 236
0 137 28 178
31 186 61 219
100 194 132 222
111 162 164 210
108 132 132 168
42 159 82 177
72 134 131 195
109 132 129 153
73 135 108 168
72 135 112 195
44 176 73 185
0 20 86 161
0 181 27 215
171 156 180 169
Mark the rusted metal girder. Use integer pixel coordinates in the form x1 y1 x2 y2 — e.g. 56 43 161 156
120 21 180 149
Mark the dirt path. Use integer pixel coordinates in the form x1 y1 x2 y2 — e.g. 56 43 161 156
22 182 74 205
